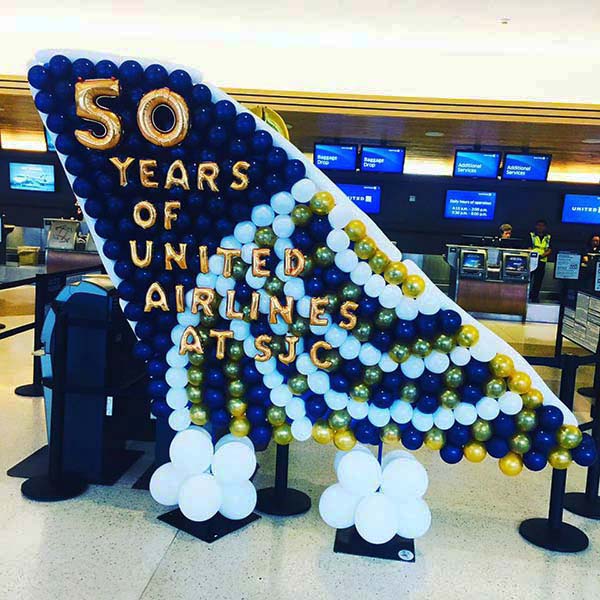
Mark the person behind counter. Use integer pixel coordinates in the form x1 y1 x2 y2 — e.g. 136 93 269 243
581 233 600 278
529 219 552 303
499 223 513 239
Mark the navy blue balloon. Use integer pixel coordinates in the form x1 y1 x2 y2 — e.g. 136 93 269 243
148 379 168 398
150 400 172 419
532 430 555 454
416 314 438 339
440 445 463 464
114 260 134 280
571 437 598 467
439 309 462 335
191 84 212 106
95 60 118 79
144 64 168 87
343 360 362 380
247 385 268 405
417 394 439 414
35 91 55 114
330 373 349 392
48 54 71 78
486 436 509 458
73 176 93 198
308 217 331 240
383 372 404 392
118 60 143 84
371 331 392 351
46 113 66 133
212 408 230 429
94 218 116 239
420 372 442 394
266 147 287 170
65 155 87 177
53 81 75 101
492 414 516 438
135 321 154 340
55 133 78 154
147 359 168 378
284 159 305 183
523 451 547 471
133 341 153 361
206 370 225 387
355 421 379 445
395 319 416 342
465 359 490 384
168 69 193 95
357 297 379 318
28 65 50 90
251 130 273 153
250 425 272 451
215 100 236 123
205 387 226 408
208 125 228 147
462 384 483 404
72 58 96 80
234 112 256 136
306 396 327 420
306 276 324 296
372 390 394 409
103 240 122 260
539 406 564 431
123 303 144 322
247 405 266 425
153 333 172 353
447 423 470 446
401 427 424 450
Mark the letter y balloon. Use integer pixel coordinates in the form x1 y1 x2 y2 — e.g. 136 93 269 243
29 52 596 535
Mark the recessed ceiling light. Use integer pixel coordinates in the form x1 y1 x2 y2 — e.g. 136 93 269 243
425 131 444 137
581 138 600 144
500 17 510 25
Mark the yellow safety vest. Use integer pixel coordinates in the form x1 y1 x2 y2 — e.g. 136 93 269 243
530 233 551 262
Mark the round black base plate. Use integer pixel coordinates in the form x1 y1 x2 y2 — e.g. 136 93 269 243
256 487 311 516
15 383 44 397
564 492 600 519
577 386 595 399
519 518 589 553
21 474 88 502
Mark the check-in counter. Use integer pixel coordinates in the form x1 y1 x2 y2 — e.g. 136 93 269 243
445 245 539 318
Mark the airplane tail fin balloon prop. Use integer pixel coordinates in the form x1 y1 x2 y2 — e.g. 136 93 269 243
28 51 597 528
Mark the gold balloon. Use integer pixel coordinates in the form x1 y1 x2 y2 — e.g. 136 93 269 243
485 377 507 398
329 410 351 430
464 441 487 463
380 423 401 444
489 353 515 378
456 325 480 348
384 261 408 285
230 416 251 437
440 389 460 409
137 87 190 147
499 451 523 476
389 343 410 364
189 404 209 426
402 275 426 298
354 236 377 260
187 385 203 404
444 366 464 389
369 250 389 274
411 338 432 358
515 409 537 432
509 433 531 455
508 371 532 395
471 419 492 442
273 423 293 445
548 447 572 469
344 220 366 242
522 388 543 409
401 383 419 403
556 425 583 449
267 406 287 426
334 429 357 451
424 427 445 450
312 420 334 444
433 334 456 354
226 398 247 417
310 191 336 215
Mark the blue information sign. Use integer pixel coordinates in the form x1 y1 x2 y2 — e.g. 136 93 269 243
314 144 357 171
360 146 405 173
454 151 501 178
444 190 496 221
338 184 381 214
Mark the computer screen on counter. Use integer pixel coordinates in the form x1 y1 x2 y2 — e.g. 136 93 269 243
9 162 55 193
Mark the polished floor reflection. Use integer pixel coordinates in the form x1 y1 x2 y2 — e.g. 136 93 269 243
1 288 599 600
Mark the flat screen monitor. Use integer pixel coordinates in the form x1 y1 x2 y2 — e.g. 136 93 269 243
314 144 357 171
338 183 381 214
505 255 528 272
453 150 501 179
45 129 56 152
502 153 551 181
9 163 55 193
360 146 405 174
462 252 485 270
444 189 496 221
562 194 600 225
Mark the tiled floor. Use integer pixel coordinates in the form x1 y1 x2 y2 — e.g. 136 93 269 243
1 287 599 600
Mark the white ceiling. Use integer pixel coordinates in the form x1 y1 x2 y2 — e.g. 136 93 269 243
3 1 600 102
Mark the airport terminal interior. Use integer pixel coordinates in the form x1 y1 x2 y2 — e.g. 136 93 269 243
2 2 600 599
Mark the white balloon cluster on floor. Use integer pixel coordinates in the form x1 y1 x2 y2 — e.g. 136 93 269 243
149 428 258 521
319 446 431 544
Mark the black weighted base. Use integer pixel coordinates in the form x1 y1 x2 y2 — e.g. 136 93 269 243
334 526 415 562
14 383 44 397
158 509 260 543
564 492 600 520
519 518 589 553
132 461 157 490
256 487 311 516
577 386 595 399
7 445 48 478
21 473 88 502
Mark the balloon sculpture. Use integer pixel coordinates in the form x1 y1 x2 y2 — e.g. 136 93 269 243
28 51 597 541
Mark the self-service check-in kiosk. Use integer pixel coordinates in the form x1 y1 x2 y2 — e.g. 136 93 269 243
446 245 538 318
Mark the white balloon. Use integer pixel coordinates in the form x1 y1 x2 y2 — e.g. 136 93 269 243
326 229 350 252
433 407 455 430
364 274 386 298
325 390 348 410
168 408 191 432
379 353 399 373
350 261 372 286
178 473 222 522
339 336 361 360
177 311 200 328
498 391 523 415
286 396 306 420
283 278 305 300
245 269 266 289
170 325 186 346
251 204 275 227
359 343 381 366
469 337 496 362
296 296 311 318
368 404 390 427
243 335 259 358
270 384 292 407
291 178 316 203
382 450 416 470
256 357 277 375
379 285 402 309
319 484 362 529
337 451 382 496
195 272 217 289
166 387 188 410
382 458 428 499
230 319 250 341
396 497 432 539
454 402 478 425
325 324 348 348
264 371 284 389
234 221 256 244
346 398 369 420
395 297 418 321
335 249 359 273
208 254 225 275
291 417 313 441
149 462 187 506
296 352 318 375
401 356 425 379
273 215 295 238
274 237 293 260
219 481 257 520
411 409 434 432
212 442 257 484
241 242 258 264
450 346 471 366
166 346 188 368
328 204 353 229
390 400 413 424
214 434 254 452
477 396 500 420
165 367 188 389
308 371 330 394
415 293 441 315
170 429 214 475
215 275 235 297
355 493 399 545
334 444 372 472
271 191 295 215
424 351 450 374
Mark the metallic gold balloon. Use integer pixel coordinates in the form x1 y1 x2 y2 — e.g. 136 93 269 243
444 366 464 389
226 398 247 417
334 428 357 451
230 416 251 437
350 383 370 402
187 385 203 404
344 220 367 242
384 261 408 285
273 423 293 445
363 366 383 386
464 441 487 463
489 353 515 378
402 274 426 298
314 245 335 267
515 409 537 432
522 388 543 409
556 425 583 449
269 336 284 356
401 383 419 403
354 322 372 342
548 447 572 469
137 87 190 147
499 451 524 476
456 325 480 348
354 236 377 260
509 433 532 455
471 419 492 442
380 422 401 444
223 361 241 379
188 352 205 367
485 377 507 398
267 406 287 427
290 318 309 337
329 410 352 430
433 334 456 354
369 250 389 274
390 343 410 364
310 191 336 215
231 259 248 281
440 389 460 409
255 227 277 247
341 283 362 301
187 367 204 386
227 341 244 361
424 427 445 450
374 309 396 330
228 379 245 398
411 338 432 358
508 371 532 395
190 404 209 426
312 420 334 444
288 374 308 395
264 277 284 296
291 205 312 226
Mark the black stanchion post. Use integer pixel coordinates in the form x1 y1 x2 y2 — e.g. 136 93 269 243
21 309 88 501
256 443 311 516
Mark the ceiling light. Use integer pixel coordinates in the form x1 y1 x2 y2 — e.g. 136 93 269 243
500 17 510 25
425 131 444 137
581 138 600 144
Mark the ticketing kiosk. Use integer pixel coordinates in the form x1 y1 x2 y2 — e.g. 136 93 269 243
446 245 538 318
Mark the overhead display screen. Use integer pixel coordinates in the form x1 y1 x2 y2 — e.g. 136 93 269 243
338 183 381 214
562 194 600 225
453 151 501 179
360 146 405 173
313 144 357 171
9 163 55 192
444 189 496 221
502 153 551 181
